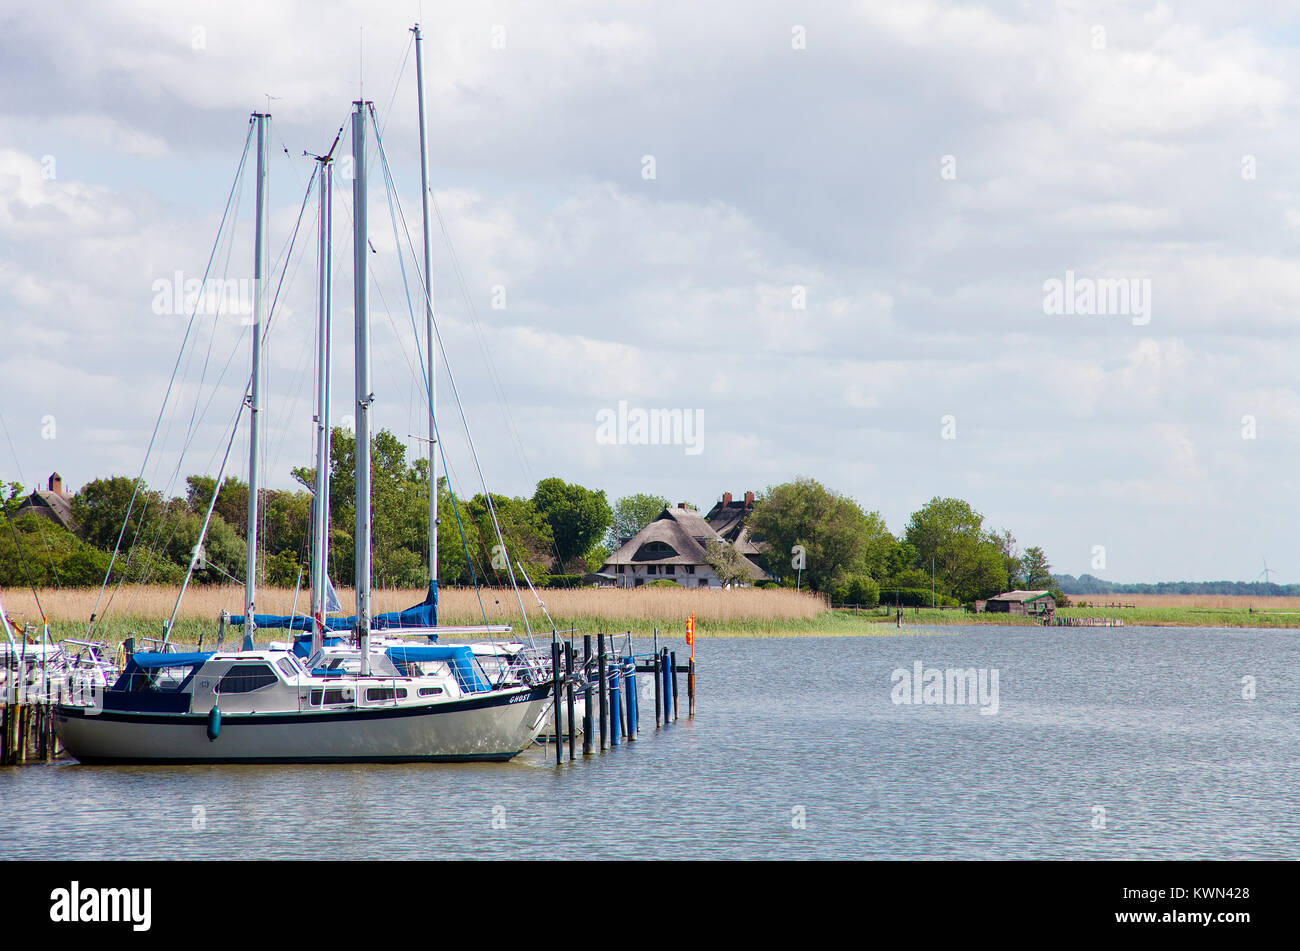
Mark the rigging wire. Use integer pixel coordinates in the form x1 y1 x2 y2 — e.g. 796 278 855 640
87 120 256 639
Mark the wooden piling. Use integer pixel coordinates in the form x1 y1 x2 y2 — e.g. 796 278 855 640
670 654 681 722
653 651 661 726
609 664 621 746
624 660 636 739
582 635 593 756
597 633 608 750
688 657 696 717
565 641 576 762
551 640 562 766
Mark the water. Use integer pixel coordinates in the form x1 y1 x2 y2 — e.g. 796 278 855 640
2 626 1297 859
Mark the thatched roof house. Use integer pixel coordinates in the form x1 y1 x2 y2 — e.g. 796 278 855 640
14 473 73 531
600 495 770 588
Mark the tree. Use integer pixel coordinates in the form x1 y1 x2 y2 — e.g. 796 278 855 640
72 476 163 552
461 493 554 587
903 497 1008 602
991 529 1022 590
746 478 892 591
0 513 110 587
606 493 668 548
703 538 754 587
531 477 612 569
185 475 247 530
2 481 26 519
1021 546 1053 589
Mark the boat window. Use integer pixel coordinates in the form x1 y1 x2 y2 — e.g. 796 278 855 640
309 687 353 705
216 663 278 694
366 687 407 702
276 658 300 679
418 686 443 697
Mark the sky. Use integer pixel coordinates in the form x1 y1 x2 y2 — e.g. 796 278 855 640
2 0 1299 584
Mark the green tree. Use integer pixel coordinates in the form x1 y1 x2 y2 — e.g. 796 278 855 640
531 477 612 569
2 481 26 518
1021 546 1054 589
0 514 110 587
72 476 147 552
606 493 668 548
903 497 1009 602
747 478 892 591
703 537 754 587
185 475 247 530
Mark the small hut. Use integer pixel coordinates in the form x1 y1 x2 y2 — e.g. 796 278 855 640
984 590 1055 616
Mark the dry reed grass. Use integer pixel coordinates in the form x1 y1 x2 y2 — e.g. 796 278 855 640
1 584 827 625
1072 593 1300 610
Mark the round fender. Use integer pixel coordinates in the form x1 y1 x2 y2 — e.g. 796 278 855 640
207 706 221 742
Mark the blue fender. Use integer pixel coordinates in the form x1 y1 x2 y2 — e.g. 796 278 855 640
207 706 221 742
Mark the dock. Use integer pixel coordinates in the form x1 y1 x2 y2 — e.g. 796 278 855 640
1044 616 1124 627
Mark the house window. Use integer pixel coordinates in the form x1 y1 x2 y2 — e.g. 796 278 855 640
665 565 675 575
685 565 695 574
617 564 625 574
647 565 658 575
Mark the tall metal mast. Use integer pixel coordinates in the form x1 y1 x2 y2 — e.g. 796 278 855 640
309 154 333 657
352 100 373 675
244 111 269 650
412 23 438 619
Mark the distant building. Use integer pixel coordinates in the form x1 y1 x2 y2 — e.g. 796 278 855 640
14 473 74 531
984 590 1055 616
600 492 771 588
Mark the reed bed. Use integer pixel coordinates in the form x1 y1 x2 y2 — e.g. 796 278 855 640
1071 593 1300 610
2 584 831 642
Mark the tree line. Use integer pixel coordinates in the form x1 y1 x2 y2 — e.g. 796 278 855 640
1 434 1061 607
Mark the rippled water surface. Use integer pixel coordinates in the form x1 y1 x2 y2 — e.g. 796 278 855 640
2 626 1297 859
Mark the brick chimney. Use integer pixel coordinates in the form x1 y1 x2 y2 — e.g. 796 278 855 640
723 492 733 505
744 490 754 506
48 472 64 496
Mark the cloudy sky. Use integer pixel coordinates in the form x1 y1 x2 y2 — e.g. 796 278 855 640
2 1 1299 583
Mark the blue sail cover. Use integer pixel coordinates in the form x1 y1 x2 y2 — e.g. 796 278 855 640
229 581 439 635
385 644 491 693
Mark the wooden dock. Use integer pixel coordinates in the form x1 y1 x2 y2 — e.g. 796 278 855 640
1044 616 1124 627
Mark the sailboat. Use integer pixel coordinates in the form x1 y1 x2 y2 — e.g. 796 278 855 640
55 75 557 763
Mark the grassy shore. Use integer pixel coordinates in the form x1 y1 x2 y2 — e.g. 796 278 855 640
4 587 1299 649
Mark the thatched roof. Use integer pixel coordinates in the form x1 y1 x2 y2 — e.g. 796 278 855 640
15 489 73 530
603 505 768 580
704 497 768 556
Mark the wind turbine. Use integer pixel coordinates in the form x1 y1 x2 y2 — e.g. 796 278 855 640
1258 558 1277 586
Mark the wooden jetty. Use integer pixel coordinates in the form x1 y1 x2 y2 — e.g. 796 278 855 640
1044 616 1124 627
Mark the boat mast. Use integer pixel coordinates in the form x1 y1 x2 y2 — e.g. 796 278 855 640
244 111 270 651
412 22 439 622
310 153 333 657
352 100 373 675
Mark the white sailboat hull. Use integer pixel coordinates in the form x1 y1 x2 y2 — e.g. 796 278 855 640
55 685 553 764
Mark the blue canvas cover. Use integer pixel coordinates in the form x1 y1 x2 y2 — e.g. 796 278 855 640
384 644 491 693
111 652 213 691
229 581 439 634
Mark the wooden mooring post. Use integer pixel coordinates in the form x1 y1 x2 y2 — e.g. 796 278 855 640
1 701 58 766
597 633 608 750
581 635 593 756
688 656 695 717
